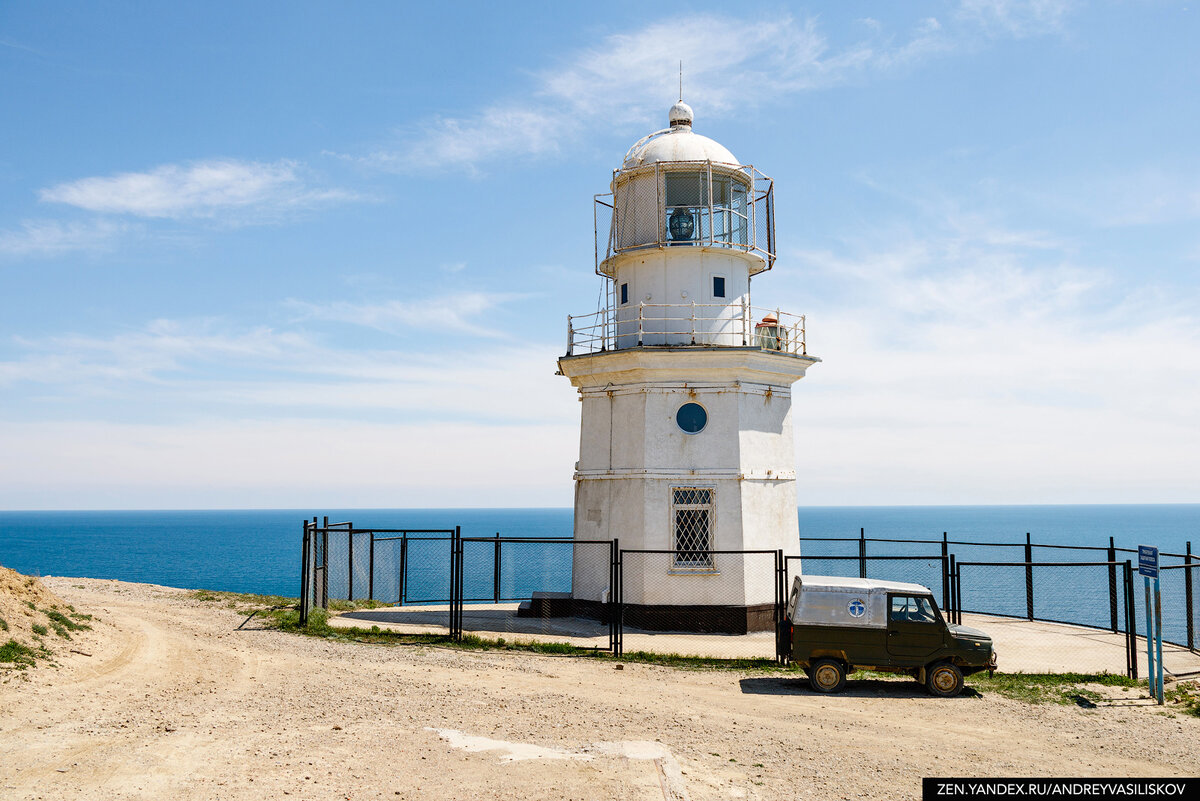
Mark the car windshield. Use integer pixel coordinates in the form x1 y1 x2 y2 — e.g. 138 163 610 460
890 595 937 623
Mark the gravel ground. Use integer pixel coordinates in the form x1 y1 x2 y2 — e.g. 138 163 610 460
1 577 1197 801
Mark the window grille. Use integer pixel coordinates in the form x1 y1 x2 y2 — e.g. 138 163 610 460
672 487 714 568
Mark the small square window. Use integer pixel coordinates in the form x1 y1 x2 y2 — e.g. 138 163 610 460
620 283 629 305
712 276 726 298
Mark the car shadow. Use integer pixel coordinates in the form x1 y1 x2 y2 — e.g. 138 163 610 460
739 676 983 699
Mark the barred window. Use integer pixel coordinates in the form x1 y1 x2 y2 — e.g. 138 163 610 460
672 487 714 568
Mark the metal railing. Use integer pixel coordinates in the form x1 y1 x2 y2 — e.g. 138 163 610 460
594 161 775 274
566 301 807 356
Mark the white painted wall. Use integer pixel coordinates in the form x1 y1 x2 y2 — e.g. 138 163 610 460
561 348 816 607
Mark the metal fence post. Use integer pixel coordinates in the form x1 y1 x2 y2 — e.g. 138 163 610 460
775 549 787 664
1154 577 1164 704
368 530 375 602
1144 575 1155 696
941 532 949 609
615 541 624 657
1124 560 1137 680
299 521 310 626
321 525 328 610
399 533 407 605
494 532 501 604
858 528 867 579
950 554 960 624
347 524 354 602
449 526 462 640
1186 541 1195 651
1108 536 1118 633
607 539 617 653
1024 532 1034 621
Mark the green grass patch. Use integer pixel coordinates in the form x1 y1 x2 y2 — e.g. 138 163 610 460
31 624 48 637
189 588 302 610
1167 683 1200 717
327 598 389 611
42 608 90 633
0 639 42 668
0 616 7 632
258 608 793 669
249 604 1175 707
965 672 1138 704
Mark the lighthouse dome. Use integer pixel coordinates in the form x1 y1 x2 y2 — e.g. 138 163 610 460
622 104 740 169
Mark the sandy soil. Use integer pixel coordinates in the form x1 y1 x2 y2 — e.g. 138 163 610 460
0 566 75 648
1 577 1197 801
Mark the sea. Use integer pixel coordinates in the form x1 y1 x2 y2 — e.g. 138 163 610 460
3 505 1198 647
1 505 1196 598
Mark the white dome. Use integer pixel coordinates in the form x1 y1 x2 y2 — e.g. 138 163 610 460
623 128 739 169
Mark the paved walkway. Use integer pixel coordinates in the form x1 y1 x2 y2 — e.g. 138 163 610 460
331 605 1200 676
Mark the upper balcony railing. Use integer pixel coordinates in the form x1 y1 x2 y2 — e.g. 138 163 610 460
594 162 775 275
566 302 807 357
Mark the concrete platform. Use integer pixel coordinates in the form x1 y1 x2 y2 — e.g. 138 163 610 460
330 605 1200 675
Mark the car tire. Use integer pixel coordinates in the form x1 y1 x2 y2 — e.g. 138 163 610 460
926 662 964 697
809 658 846 693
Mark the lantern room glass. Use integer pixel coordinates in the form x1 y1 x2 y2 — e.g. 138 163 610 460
663 169 750 247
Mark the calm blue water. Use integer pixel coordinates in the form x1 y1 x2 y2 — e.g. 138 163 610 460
2 505 1197 645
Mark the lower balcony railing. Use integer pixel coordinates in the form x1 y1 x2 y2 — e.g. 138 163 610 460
566 302 807 356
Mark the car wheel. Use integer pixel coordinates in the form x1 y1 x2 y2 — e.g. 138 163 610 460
926 662 964 697
808 658 846 693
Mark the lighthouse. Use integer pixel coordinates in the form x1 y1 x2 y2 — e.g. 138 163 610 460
558 102 819 632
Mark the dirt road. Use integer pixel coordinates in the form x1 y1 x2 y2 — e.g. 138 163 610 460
1 578 1196 800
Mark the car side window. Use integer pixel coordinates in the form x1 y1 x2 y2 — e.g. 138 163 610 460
890 595 936 623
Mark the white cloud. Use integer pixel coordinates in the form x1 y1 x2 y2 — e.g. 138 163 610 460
0 309 572 425
955 0 1074 38
39 159 357 220
286 291 528 338
771 209 1200 504
0 218 129 257
364 15 892 173
2 318 311 385
0 419 576 509
366 6 1076 174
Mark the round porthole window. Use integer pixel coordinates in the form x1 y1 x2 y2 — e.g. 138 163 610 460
676 402 708 434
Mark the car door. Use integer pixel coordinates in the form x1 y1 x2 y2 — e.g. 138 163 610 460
886 594 944 660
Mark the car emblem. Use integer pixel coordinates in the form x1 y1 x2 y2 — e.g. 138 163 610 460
847 599 865 618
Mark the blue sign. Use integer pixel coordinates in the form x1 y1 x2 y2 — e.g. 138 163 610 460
847 599 866 618
1138 545 1159 578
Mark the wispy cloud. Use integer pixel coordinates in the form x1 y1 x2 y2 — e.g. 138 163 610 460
362 3 1074 174
956 0 1074 38
286 291 529 338
0 218 130 258
768 201 1200 503
0 300 568 424
0 418 577 509
39 159 358 221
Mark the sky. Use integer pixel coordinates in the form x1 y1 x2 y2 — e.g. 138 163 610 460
1 1 1198 510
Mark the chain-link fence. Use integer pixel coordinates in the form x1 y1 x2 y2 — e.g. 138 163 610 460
300 521 1198 676
616 549 786 660
452 537 617 651
299 520 457 633
794 531 1200 678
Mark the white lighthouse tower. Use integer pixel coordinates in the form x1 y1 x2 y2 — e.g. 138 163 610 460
558 103 819 632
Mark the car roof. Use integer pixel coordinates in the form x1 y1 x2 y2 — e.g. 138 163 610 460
796 575 933 595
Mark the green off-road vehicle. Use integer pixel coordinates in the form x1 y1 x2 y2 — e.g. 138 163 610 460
786 575 997 697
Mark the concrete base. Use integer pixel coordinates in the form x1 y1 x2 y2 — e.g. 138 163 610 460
518 593 775 634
